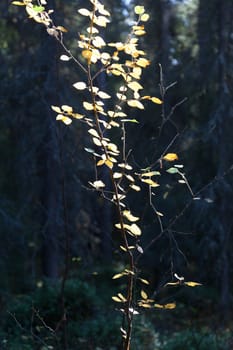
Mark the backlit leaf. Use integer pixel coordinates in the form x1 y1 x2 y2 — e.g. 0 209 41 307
134 6 145 15
127 81 143 92
166 167 179 174
141 290 148 300
185 281 202 287
112 296 123 302
89 180 105 189
97 91 111 99
141 13 150 22
112 272 125 279
73 82 87 90
141 178 159 187
62 105 73 113
139 278 150 285
123 210 139 222
82 49 92 61
78 8 90 16
92 36 106 48
51 105 62 113
83 101 94 110
151 97 163 104
127 223 141 236
113 172 123 179
163 153 178 161
56 115 72 125
127 100 144 110
88 128 99 138
60 54 71 61
130 184 141 192
12 1 26 5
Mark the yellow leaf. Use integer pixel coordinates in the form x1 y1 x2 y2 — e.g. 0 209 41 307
127 223 141 236
51 105 62 113
130 184 141 192
141 178 160 187
130 67 142 80
62 105 73 113
118 163 133 170
136 58 150 68
185 281 202 287
134 30 146 36
89 180 105 189
134 5 145 15
112 296 123 303
140 290 148 300
127 81 143 92
88 128 99 138
97 91 111 99
97 159 105 166
154 303 176 309
78 8 91 16
163 153 179 161
56 26 68 33
82 49 92 61
12 1 26 5
151 97 163 104
139 302 151 308
105 159 113 169
127 100 144 110
73 113 84 119
83 101 94 110
94 15 110 27
112 272 125 279
92 36 106 48
125 174 135 182
56 115 72 125
139 278 150 285
164 303 176 309
73 82 87 90
123 210 139 222
141 13 150 22
141 171 160 177
113 172 123 179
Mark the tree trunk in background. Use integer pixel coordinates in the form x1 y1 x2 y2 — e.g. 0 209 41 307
39 1 61 279
198 0 233 320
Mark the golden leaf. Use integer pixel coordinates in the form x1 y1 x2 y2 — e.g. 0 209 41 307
141 178 159 187
112 296 123 302
83 101 94 110
127 100 144 110
123 210 139 222
51 105 62 113
141 13 150 22
163 153 179 161
62 105 73 113
130 184 141 192
82 49 92 61
136 58 150 68
56 115 72 125
78 8 90 16
127 81 143 92
185 281 202 287
139 278 150 285
140 290 148 300
112 272 125 279
151 97 163 104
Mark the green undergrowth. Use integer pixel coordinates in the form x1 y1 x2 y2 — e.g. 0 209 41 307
0 276 232 349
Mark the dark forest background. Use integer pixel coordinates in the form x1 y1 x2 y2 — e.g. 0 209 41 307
0 0 233 349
